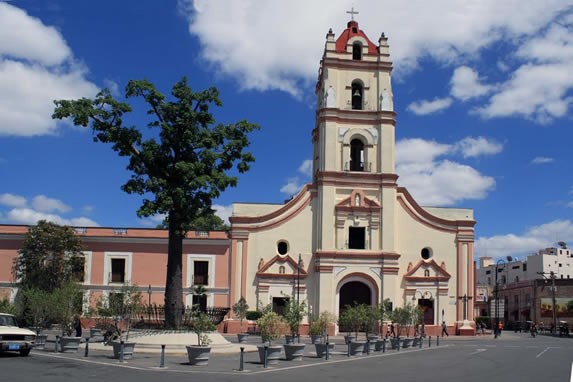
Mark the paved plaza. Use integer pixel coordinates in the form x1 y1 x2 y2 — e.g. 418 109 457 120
2 331 572 382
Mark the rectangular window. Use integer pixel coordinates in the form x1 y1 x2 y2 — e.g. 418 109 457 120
348 227 365 249
71 256 85 282
193 261 209 285
272 297 288 316
523 263 527 271
192 294 207 312
485 270 491 275
111 258 126 283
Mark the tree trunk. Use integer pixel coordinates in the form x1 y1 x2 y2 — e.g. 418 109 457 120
164 215 184 328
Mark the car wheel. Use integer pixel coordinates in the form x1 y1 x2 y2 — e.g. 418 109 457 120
19 349 31 356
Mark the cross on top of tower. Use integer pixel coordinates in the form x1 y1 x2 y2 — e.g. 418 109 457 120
346 6 359 21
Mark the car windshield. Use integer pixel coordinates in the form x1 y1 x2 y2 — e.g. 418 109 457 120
0 315 18 326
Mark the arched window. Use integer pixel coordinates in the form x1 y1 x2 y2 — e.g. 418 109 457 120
279 266 285 274
352 41 362 60
424 269 430 277
350 139 364 171
351 82 363 110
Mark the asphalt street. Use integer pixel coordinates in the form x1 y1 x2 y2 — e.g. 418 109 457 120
2 332 572 382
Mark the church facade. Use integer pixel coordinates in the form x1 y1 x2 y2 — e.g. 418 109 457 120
229 19 476 334
0 19 476 335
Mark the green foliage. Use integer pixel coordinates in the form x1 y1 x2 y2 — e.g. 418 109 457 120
49 282 84 336
191 310 216 346
309 311 336 338
12 220 85 292
53 78 259 328
388 303 418 337
256 311 288 345
339 304 364 338
0 297 16 315
282 294 307 336
232 297 249 329
16 288 51 332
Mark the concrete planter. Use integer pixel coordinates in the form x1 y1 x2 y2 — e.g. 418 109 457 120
349 341 366 356
401 338 413 348
257 344 282 365
186 345 211 366
112 341 136 360
59 337 82 353
315 342 335 358
237 333 249 343
310 335 322 344
284 343 305 361
375 338 387 351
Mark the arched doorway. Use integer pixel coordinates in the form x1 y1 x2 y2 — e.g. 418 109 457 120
339 281 371 310
339 281 372 332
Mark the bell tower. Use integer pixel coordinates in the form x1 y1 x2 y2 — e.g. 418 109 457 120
312 19 398 255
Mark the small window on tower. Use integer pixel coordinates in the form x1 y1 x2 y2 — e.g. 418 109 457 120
352 41 362 60
277 241 288 255
351 82 363 110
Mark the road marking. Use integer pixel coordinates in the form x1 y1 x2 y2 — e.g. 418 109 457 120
536 347 551 358
469 349 487 355
570 362 573 382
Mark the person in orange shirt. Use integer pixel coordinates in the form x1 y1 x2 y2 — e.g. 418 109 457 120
497 321 503 337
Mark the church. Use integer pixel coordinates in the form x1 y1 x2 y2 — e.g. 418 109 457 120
228 18 476 335
0 18 476 335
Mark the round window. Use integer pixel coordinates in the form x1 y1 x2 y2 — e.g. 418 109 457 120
277 241 288 255
421 247 432 260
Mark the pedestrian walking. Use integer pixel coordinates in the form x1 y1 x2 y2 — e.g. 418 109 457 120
441 321 448 337
390 322 396 337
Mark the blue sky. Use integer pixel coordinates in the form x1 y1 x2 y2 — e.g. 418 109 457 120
1 0 573 260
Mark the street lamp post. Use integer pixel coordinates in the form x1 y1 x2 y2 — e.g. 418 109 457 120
494 257 511 338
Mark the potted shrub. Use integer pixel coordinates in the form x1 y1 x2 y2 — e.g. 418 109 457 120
50 282 83 353
186 310 216 366
16 288 50 349
363 304 382 352
282 296 307 360
233 297 249 343
256 311 288 365
339 304 366 355
312 311 336 358
96 283 143 359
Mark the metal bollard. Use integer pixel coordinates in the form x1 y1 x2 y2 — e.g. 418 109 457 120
347 341 351 357
437 335 440 346
382 338 386 353
397 336 400 351
366 339 370 355
325 340 330 360
160 345 165 368
429 336 432 348
263 345 268 368
239 347 244 371
119 340 124 362
84 337 90 357
55 335 60 353
419 336 422 349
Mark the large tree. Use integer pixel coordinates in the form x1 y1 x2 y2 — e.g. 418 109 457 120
52 78 259 328
12 220 85 292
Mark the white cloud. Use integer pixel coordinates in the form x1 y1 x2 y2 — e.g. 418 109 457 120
476 219 573 258
407 97 452 115
181 0 570 97
531 156 554 164
213 204 232 224
0 193 27 208
477 20 573 123
0 3 99 136
1 207 98 227
298 160 313 177
31 195 71 213
396 138 496 206
455 137 503 158
450 66 492 101
280 177 303 195
0 192 98 226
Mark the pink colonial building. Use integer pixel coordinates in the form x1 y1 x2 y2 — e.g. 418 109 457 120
0 225 232 319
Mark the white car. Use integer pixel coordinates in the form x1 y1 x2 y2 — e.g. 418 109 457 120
0 313 36 356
